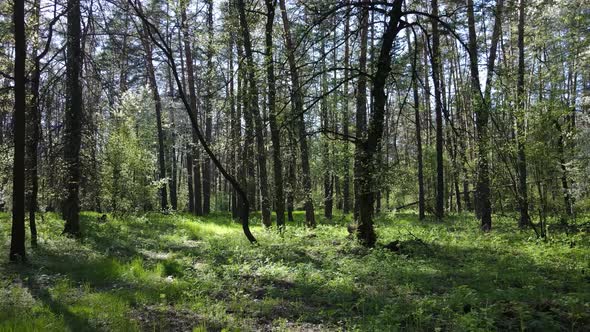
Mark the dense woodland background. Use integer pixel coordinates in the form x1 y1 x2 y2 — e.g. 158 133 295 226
0 0 589 330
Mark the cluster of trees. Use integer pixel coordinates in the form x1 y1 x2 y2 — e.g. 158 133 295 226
1 0 589 260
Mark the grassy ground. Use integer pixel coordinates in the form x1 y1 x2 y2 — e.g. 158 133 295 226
0 210 589 331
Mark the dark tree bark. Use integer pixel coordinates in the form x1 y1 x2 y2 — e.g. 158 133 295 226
354 3 369 222
516 0 530 228
10 0 27 261
139 19 168 211
63 0 83 237
26 0 43 247
469 0 504 231
181 4 202 215
265 0 286 229
356 0 404 247
279 0 316 228
237 0 272 227
430 0 445 220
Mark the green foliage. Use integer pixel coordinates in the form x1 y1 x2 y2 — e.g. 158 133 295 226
1 211 588 331
101 90 158 213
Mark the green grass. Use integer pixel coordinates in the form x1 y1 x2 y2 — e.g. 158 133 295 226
1 210 589 331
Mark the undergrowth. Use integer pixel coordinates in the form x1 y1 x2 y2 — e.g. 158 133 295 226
0 211 588 331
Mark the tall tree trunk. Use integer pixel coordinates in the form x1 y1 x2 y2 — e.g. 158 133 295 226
470 0 504 230
265 0 286 229
181 4 202 215
26 0 42 247
342 6 351 214
321 27 333 220
409 30 425 220
357 0 404 247
354 3 369 222
202 0 213 215
516 0 530 228
63 0 83 236
10 0 27 261
278 0 316 228
140 21 168 211
237 0 271 227
430 0 445 220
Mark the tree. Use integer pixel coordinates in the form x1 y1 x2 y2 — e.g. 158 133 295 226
63 0 83 237
138 11 168 211
9 0 26 262
516 0 530 228
236 0 271 228
278 0 316 228
180 0 202 216
356 0 405 247
468 0 504 231
430 0 445 220
265 0 286 229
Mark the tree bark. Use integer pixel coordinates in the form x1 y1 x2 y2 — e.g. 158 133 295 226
278 0 316 228
265 0 286 229
237 0 272 227
202 0 213 215
139 19 168 211
354 3 369 222
10 0 27 261
357 0 404 247
409 30 425 220
342 6 351 214
516 0 530 228
181 4 202 215
63 0 83 237
430 0 445 220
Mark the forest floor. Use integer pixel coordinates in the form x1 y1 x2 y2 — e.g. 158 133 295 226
0 210 589 331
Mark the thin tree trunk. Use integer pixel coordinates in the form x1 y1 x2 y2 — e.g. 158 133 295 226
354 3 369 222
202 0 213 215
237 0 272 227
181 4 202 215
265 0 286 229
410 31 425 220
430 0 445 220
516 0 530 228
140 21 168 211
279 0 315 227
342 6 351 214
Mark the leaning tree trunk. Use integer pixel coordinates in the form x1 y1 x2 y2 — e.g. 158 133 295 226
129 0 256 243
